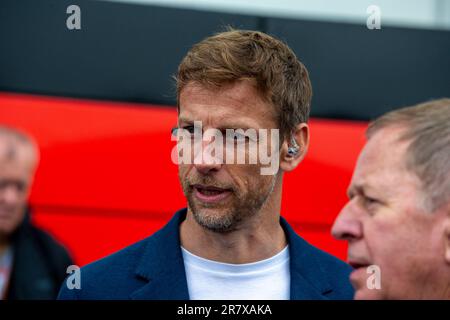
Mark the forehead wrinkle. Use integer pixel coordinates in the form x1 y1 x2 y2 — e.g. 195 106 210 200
179 82 276 131
352 156 398 198
183 80 265 106
0 138 18 162
179 105 263 130
0 141 38 170
183 80 270 108
352 129 417 199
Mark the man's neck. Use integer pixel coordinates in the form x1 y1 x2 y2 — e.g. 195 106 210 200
179 183 287 264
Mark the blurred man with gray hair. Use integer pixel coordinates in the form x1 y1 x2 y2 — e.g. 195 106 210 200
0 126 73 299
332 98 450 299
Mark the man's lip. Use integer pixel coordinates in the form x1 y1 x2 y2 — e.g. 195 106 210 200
192 184 231 192
348 260 371 269
0 209 13 218
192 184 232 203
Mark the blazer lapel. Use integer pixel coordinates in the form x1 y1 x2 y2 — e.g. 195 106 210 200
280 217 333 300
130 210 334 300
130 209 190 300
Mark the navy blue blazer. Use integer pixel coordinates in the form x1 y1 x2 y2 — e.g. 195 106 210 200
58 208 354 300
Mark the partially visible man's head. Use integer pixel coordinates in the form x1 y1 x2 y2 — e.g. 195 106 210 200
332 98 450 299
175 29 312 232
0 126 39 240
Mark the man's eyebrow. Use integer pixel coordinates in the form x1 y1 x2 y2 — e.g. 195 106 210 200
347 186 355 198
178 117 193 124
347 184 364 198
348 183 382 199
177 118 258 130
220 125 255 130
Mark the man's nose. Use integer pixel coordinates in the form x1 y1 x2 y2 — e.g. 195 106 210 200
193 140 224 175
1 185 22 205
331 202 363 241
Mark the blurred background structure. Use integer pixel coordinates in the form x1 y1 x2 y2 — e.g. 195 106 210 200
1 0 449 265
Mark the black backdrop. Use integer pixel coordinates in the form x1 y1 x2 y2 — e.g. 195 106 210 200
1 0 449 120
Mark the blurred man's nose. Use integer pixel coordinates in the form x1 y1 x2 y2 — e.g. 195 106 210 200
331 201 363 241
1 185 22 205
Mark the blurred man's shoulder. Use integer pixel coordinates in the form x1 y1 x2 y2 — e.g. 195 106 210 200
58 211 185 299
58 235 153 299
27 223 73 263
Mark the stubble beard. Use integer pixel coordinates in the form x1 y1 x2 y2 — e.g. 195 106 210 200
180 173 277 233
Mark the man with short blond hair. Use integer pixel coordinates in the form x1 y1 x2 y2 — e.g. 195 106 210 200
59 29 353 300
332 98 450 300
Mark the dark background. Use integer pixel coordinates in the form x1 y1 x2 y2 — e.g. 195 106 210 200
1 0 449 120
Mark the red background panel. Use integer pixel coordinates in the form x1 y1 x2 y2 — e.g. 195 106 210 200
0 92 367 265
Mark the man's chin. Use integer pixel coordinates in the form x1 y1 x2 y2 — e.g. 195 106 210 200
353 288 384 300
189 205 237 232
191 205 232 220
351 277 385 300
349 266 385 300
0 219 20 237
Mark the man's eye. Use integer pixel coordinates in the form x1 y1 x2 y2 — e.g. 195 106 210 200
16 182 26 192
363 196 379 208
234 133 247 142
182 126 195 134
0 181 26 193
172 126 196 136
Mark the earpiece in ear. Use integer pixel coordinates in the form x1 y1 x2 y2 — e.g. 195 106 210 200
287 146 299 156
287 137 300 157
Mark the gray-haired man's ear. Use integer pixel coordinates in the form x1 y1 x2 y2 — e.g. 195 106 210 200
445 219 450 265
444 203 450 265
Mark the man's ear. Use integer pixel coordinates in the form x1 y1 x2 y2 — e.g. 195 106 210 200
445 206 450 265
279 123 309 172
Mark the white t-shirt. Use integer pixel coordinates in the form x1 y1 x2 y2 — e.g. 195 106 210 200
181 245 290 300
0 246 13 300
